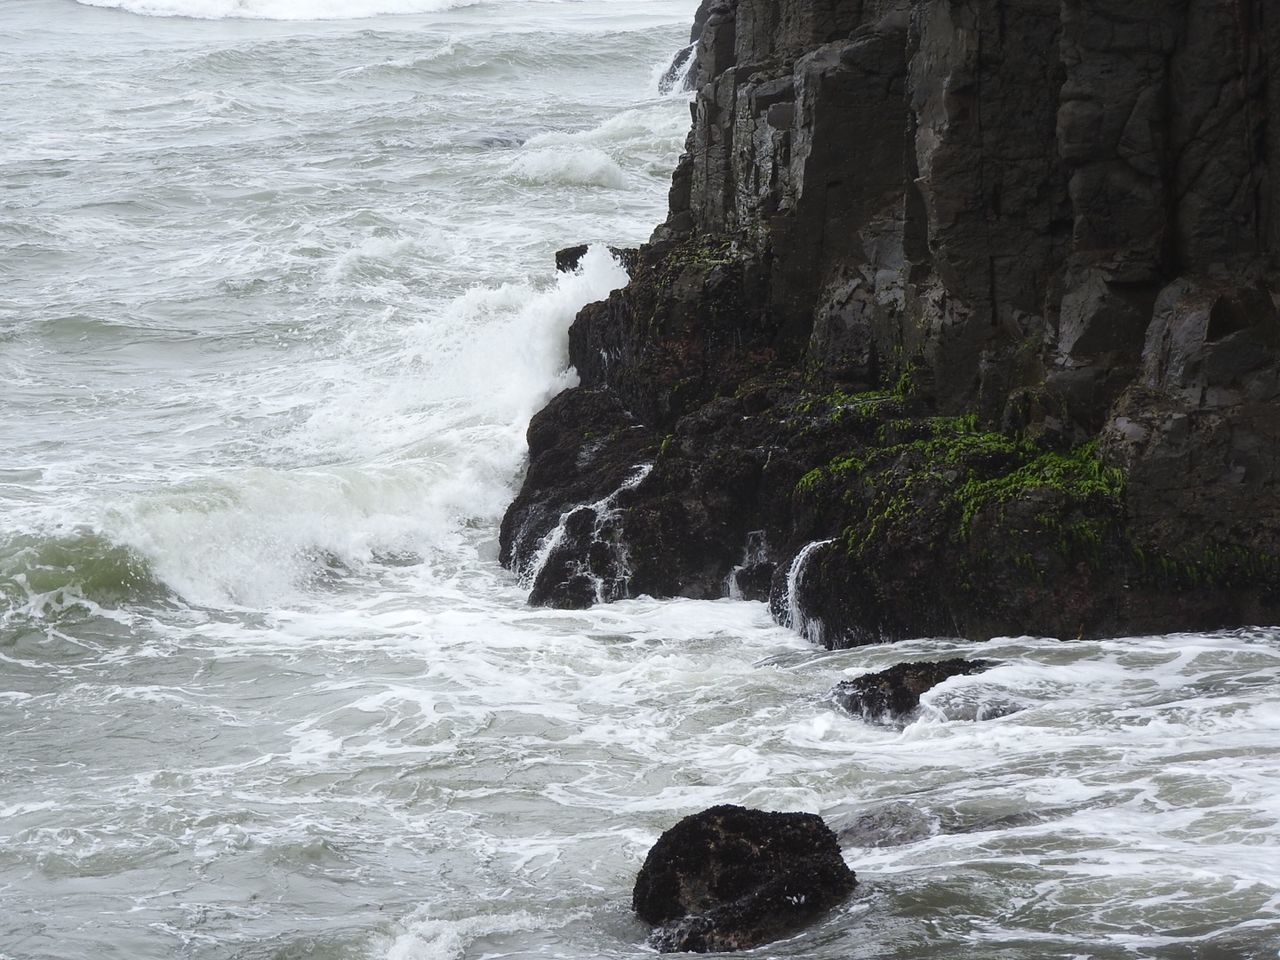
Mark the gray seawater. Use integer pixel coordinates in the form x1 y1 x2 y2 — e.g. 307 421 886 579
3 1 1280 958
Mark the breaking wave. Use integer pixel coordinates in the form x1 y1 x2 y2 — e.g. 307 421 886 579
0 528 170 619
26 247 630 611
505 148 627 189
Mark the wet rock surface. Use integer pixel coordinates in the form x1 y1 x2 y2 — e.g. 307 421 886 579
831 658 995 722
503 0 1280 643
633 804 857 953
499 388 658 606
554 244 638 276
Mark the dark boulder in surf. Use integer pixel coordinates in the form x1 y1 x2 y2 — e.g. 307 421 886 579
633 804 856 953
554 243 590 273
831 658 996 723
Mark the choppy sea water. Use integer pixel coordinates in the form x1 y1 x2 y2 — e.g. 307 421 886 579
3 1 1280 958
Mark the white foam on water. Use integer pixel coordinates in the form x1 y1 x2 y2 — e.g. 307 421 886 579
74 0 677 19
97 246 628 608
321 233 431 285
505 147 627 189
514 106 693 183
381 908 555 960
524 107 692 151
74 0 486 19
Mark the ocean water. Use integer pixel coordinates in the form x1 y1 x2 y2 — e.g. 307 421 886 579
3 1 1280 958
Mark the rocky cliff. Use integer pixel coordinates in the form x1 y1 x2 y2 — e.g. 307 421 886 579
501 0 1280 644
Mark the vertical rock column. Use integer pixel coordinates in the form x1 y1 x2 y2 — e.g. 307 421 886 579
1268 1 1280 268
1099 0 1280 579
907 0 1067 418
1047 1 1183 427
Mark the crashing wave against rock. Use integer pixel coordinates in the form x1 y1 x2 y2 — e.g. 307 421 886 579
502 0 1280 644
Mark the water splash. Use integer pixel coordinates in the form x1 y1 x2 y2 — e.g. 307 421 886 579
520 463 653 603
656 42 696 95
725 529 768 600
783 538 833 644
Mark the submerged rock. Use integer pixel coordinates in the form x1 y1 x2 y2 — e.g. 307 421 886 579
831 659 996 723
633 804 856 953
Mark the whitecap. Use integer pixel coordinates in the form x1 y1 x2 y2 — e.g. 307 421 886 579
75 0 485 21
504 147 627 189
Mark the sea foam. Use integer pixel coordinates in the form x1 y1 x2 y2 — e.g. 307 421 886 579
98 246 629 608
504 147 627 189
75 0 484 19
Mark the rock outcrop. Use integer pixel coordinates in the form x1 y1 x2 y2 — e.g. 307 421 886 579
502 0 1280 644
554 244 638 276
633 804 857 952
831 658 994 722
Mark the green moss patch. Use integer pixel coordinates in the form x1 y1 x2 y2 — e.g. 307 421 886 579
794 413 1127 569
1134 544 1280 589
955 440 1125 537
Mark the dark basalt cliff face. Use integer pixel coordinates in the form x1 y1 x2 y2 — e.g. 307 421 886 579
501 0 1280 644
